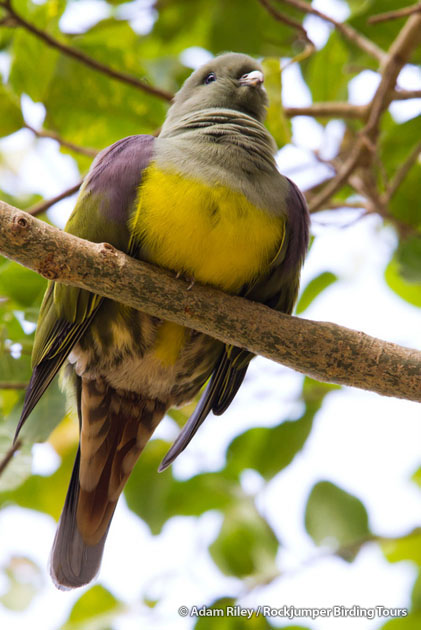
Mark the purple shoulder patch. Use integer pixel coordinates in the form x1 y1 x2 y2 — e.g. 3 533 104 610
85 135 155 224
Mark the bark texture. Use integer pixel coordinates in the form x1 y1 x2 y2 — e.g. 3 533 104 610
1 201 420 403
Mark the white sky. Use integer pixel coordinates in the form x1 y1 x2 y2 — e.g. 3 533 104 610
1 0 421 628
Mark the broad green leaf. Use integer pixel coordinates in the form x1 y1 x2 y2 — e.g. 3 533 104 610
0 351 32 385
262 58 291 148
411 467 421 489
209 498 279 579
0 444 75 519
42 19 166 156
0 425 32 491
388 166 421 232
385 256 421 308
0 556 43 612
380 614 421 630
295 271 338 314
0 261 47 308
305 481 371 558
380 116 421 179
9 29 59 102
125 438 236 532
411 569 421 613
382 529 421 566
0 84 24 136
16 378 66 444
124 439 177 534
395 238 421 284
226 379 338 481
304 32 350 105
63 585 122 630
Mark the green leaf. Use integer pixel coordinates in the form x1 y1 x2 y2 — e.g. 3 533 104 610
395 238 421 284
42 20 166 156
380 116 421 179
124 439 177 534
262 58 291 148
0 261 47 308
305 481 371 559
0 442 76 520
382 529 421 566
8 29 59 102
303 31 350 105
295 271 338 314
411 569 421 613
380 614 421 630
385 256 421 308
16 378 66 444
125 438 236 533
0 425 32 491
63 585 122 630
209 498 279 579
0 84 24 136
226 379 338 481
411 467 421 490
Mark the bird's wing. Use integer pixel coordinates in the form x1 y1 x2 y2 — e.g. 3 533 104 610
159 177 309 471
15 135 155 441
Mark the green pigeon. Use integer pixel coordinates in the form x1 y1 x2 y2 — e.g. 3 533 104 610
15 52 309 589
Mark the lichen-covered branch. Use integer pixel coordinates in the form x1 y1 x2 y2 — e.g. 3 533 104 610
1 201 421 404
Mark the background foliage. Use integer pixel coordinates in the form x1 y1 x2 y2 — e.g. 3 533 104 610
0 0 420 628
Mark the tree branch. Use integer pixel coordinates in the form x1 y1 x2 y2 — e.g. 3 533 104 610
258 0 314 46
1 201 421 403
25 124 99 158
368 3 421 24
275 0 388 64
28 182 82 216
0 382 28 389
284 102 368 119
0 1 173 102
383 141 421 203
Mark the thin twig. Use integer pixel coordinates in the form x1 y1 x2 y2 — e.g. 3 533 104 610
28 182 82 216
0 382 28 389
368 3 421 24
393 89 421 100
0 439 22 476
285 102 368 119
384 141 421 202
25 124 99 158
0 1 173 102
275 0 388 64
308 140 363 212
258 0 314 46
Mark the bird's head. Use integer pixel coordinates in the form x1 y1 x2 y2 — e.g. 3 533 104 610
165 52 268 126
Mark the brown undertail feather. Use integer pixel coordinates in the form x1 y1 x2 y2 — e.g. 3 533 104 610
50 379 166 589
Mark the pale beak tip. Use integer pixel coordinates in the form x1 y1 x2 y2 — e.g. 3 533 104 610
240 70 264 87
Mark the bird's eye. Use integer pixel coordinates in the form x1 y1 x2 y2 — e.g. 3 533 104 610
204 72 216 85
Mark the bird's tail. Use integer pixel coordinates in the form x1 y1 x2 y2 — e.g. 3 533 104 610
50 378 166 589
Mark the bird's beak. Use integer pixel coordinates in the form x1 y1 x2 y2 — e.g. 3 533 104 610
239 70 264 87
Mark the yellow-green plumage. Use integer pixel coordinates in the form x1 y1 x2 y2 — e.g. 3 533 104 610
132 164 285 292
16 52 309 590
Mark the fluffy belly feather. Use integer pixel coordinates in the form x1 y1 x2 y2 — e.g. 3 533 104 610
131 164 284 293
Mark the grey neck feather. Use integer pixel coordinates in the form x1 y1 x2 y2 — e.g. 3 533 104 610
155 108 288 216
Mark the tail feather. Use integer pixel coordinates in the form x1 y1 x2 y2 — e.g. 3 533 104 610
50 448 111 590
50 378 166 589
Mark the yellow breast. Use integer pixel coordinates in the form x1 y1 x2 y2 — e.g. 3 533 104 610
131 164 284 293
